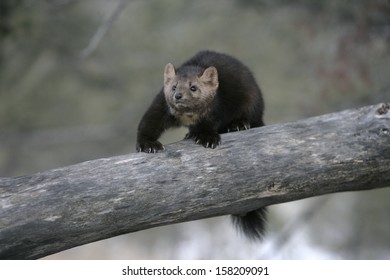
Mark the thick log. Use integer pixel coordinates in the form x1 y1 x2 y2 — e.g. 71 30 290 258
0 103 389 259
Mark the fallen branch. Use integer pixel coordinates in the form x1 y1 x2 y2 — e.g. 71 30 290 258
0 103 389 259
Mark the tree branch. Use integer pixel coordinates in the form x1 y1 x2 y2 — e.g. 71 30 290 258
0 103 389 259
79 0 129 59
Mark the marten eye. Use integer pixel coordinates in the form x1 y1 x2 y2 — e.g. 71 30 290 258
190 85 197 92
172 85 177 91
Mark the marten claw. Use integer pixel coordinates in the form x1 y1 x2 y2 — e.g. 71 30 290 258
136 140 164 153
227 121 251 132
211 142 219 149
187 132 220 149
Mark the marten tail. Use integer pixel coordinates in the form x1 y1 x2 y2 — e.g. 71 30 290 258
231 207 267 241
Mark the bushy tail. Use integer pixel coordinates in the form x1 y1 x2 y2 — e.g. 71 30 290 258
231 207 267 241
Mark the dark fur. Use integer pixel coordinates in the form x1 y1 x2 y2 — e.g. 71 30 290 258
136 50 266 240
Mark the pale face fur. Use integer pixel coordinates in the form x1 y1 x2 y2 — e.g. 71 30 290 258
163 63 219 126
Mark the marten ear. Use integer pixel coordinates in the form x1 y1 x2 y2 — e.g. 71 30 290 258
199 66 219 91
164 63 176 85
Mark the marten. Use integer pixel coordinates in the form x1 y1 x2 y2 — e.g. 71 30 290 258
136 50 266 240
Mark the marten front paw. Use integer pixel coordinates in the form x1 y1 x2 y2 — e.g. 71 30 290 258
136 140 164 153
226 120 250 132
185 132 221 149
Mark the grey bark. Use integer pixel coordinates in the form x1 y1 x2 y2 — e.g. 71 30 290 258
0 103 389 259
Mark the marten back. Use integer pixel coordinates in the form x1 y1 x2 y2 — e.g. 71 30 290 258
179 51 264 132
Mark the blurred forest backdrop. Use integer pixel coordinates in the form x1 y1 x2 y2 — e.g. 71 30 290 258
1 0 389 259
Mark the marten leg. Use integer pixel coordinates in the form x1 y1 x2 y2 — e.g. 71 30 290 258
226 118 251 132
185 121 221 149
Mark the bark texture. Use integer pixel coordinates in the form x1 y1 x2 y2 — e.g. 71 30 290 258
0 103 389 259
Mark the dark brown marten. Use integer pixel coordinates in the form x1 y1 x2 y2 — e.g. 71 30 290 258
136 50 266 240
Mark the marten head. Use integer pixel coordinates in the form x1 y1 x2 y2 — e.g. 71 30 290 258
163 63 219 125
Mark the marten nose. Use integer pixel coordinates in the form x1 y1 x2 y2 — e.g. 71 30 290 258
174 92 183 100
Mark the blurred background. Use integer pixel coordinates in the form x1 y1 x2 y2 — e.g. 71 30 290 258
1 0 389 259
